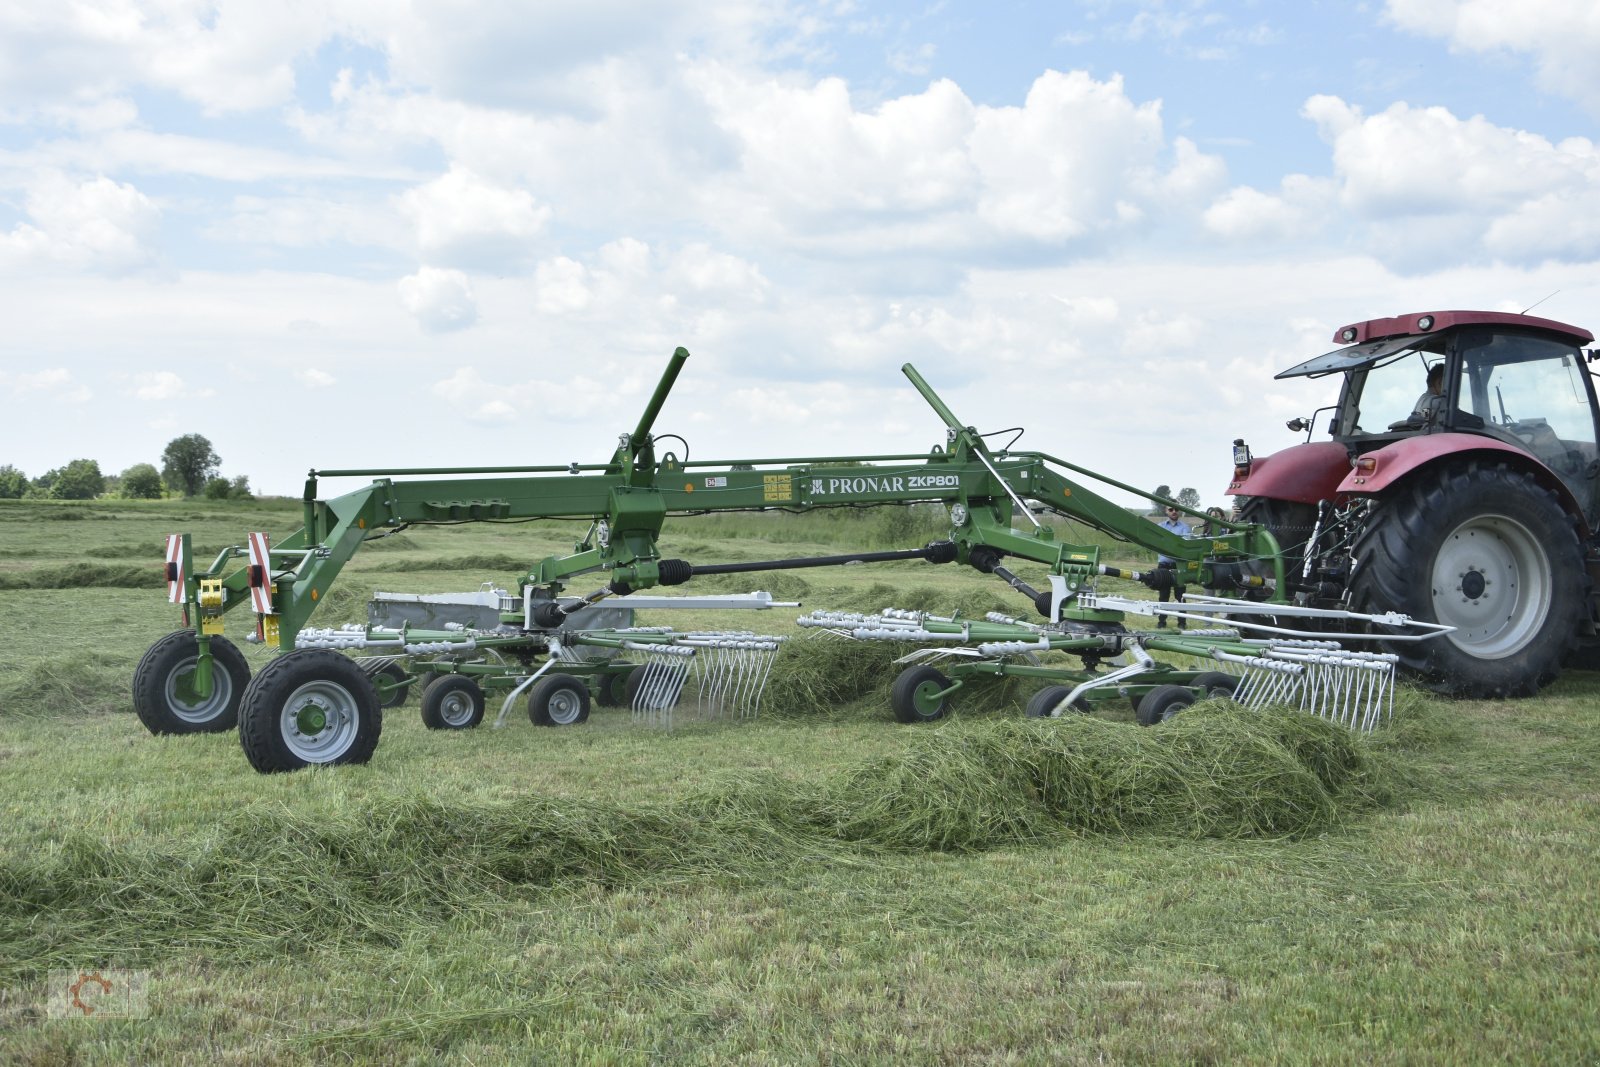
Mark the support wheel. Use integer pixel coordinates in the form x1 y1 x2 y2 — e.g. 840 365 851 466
529 673 591 726
891 665 953 724
1190 671 1239 700
1136 684 1195 726
239 650 382 773
624 665 684 711
1024 685 1087 718
595 665 638 708
421 675 485 730
132 631 251 735
1348 461 1586 697
370 662 410 708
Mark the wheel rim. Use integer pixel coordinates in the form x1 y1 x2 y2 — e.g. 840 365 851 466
1430 513 1552 659
438 689 476 727
545 686 584 725
280 679 361 761
163 660 234 724
912 680 945 717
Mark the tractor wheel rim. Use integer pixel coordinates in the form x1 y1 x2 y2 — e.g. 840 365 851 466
440 691 475 726
546 688 583 725
164 661 234 723
280 680 360 760
1431 513 1552 659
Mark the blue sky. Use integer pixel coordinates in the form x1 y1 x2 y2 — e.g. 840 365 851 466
3 0 1600 504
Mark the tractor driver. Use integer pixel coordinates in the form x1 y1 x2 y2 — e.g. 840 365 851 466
1413 362 1447 424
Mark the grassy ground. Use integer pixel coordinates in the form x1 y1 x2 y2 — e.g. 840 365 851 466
0 498 1596 1064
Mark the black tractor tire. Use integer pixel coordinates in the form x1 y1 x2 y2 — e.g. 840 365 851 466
528 673 591 727
1136 684 1195 726
1189 671 1239 700
1237 496 1318 596
890 665 953 724
1024 685 1087 718
420 675 485 730
595 665 638 708
239 650 383 773
132 631 251 735
1348 461 1587 698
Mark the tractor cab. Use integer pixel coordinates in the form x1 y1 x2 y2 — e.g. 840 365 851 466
1272 310 1600 527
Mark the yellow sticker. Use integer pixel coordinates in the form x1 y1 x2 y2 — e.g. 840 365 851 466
763 474 793 502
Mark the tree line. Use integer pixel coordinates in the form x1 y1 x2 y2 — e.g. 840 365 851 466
0 434 252 501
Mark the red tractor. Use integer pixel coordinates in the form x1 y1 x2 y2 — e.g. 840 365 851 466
1230 310 1600 698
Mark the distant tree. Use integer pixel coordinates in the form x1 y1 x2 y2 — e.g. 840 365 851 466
1177 487 1201 510
162 434 221 497
50 458 105 500
203 476 233 500
1150 484 1172 515
0 465 25 499
228 474 252 500
32 468 57 494
121 463 165 499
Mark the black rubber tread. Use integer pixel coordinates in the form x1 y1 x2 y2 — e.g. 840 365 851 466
371 662 410 709
890 665 952 724
420 674 485 731
131 631 251 735
528 673 591 727
1024 685 1086 718
1347 461 1586 698
238 650 383 773
1237 496 1318 594
1136 684 1195 726
595 665 637 708
1189 671 1239 700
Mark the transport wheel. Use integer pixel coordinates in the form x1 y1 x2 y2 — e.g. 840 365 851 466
528 673 591 727
1024 685 1087 718
132 631 251 735
420 675 485 731
1189 672 1239 700
1348 462 1586 697
595 665 637 707
1136 684 1195 726
624 665 684 710
371 662 410 708
239 650 382 773
891 665 953 724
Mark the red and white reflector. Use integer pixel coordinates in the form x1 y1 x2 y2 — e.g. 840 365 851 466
246 531 274 615
165 534 186 604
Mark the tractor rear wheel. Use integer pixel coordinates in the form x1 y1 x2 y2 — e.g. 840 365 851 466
1237 496 1318 595
1348 462 1586 698
239 650 383 772
132 631 251 735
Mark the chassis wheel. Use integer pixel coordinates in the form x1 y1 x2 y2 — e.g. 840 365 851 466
1136 684 1195 726
1025 685 1086 718
421 675 485 730
891 665 953 723
1349 462 1586 698
1190 671 1239 700
239 650 382 773
368 662 410 709
132 631 251 735
529 673 591 726
595 665 638 708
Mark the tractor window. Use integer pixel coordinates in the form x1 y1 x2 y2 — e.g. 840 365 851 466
1346 351 1448 434
1460 333 1598 494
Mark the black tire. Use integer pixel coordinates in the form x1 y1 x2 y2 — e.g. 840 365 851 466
890 665 953 724
624 665 684 710
1136 684 1195 726
595 665 637 708
528 673 591 726
370 662 410 708
1348 461 1587 698
1025 685 1086 718
239 650 383 773
132 631 250 735
1237 496 1318 596
420 675 485 730
1189 671 1239 700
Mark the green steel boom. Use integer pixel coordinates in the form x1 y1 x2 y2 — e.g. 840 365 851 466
171 348 1285 651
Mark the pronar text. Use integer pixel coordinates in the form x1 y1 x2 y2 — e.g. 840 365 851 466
810 474 960 496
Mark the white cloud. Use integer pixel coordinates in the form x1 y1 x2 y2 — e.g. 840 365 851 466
296 368 337 388
1 367 92 403
398 166 551 268
1386 0 1600 115
397 266 479 332
0 173 159 275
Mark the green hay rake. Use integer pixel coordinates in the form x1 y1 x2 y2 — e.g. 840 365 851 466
136 347 1450 772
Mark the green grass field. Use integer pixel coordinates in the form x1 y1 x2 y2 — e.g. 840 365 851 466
1 497 1596 1065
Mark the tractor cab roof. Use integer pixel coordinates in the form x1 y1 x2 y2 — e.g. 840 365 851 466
1276 310 1594 380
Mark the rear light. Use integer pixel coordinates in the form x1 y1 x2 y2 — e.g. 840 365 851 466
1353 456 1377 474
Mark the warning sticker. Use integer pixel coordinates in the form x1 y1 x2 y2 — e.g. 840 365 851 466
763 474 793 502
704 476 727 488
